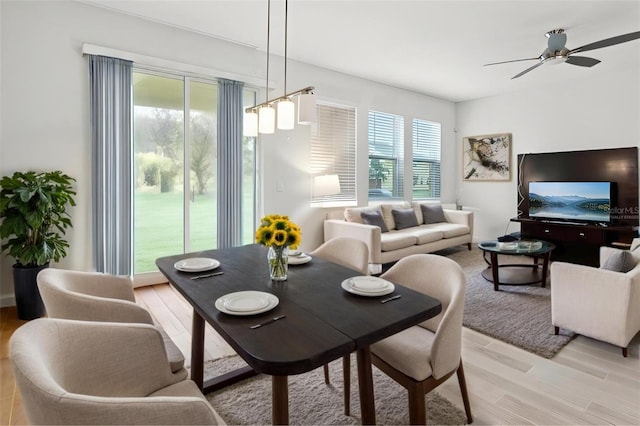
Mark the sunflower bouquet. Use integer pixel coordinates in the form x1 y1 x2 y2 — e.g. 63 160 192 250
255 214 301 281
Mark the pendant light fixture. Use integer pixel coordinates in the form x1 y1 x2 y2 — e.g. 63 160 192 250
245 0 315 135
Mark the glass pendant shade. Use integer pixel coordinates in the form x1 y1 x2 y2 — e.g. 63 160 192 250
244 111 258 137
297 93 317 125
277 99 295 130
258 105 275 134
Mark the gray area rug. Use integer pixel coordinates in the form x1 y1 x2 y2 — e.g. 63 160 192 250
205 355 467 425
442 246 575 358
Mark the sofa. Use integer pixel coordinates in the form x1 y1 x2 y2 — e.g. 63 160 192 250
324 202 473 272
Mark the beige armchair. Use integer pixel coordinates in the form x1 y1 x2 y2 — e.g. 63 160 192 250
366 254 472 424
10 318 223 425
551 244 640 357
309 237 370 415
37 268 186 379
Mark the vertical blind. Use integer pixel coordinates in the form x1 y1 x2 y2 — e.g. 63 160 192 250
368 110 404 197
412 118 441 199
310 101 357 204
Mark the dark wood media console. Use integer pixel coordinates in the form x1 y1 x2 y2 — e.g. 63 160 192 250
514 217 637 266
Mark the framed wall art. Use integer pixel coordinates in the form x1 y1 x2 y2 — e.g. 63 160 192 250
462 133 512 181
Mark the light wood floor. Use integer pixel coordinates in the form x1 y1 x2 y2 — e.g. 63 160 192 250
2 283 639 425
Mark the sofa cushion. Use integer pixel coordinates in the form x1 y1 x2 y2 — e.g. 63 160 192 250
423 223 470 238
601 250 637 273
421 204 447 224
404 227 444 244
392 209 419 230
380 232 418 251
361 210 389 233
381 203 411 230
344 206 381 224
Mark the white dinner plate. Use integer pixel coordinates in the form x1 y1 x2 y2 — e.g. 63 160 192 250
341 276 395 297
174 257 220 273
215 291 279 316
288 254 312 265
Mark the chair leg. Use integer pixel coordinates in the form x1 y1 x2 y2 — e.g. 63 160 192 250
323 364 330 384
622 347 628 358
342 355 350 416
456 361 473 424
467 243 472 250
407 381 426 425
554 326 559 335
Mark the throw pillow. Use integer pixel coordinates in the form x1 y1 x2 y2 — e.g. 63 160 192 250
601 250 637 273
421 203 447 224
392 209 419 230
360 211 389 233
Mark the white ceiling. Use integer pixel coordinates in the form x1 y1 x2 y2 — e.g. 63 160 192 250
79 0 640 102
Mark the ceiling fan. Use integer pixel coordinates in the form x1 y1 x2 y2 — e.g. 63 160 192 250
484 29 640 79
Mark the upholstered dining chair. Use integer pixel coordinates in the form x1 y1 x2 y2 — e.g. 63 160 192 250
309 237 370 415
10 318 223 425
365 254 473 424
37 268 187 381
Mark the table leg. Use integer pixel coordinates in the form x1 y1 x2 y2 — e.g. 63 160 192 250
490 252 500 291
357 346 376 425
272 375 289 425
541 252 551 288
191 310 205 390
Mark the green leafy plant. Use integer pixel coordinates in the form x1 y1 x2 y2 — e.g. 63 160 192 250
0 171 76 267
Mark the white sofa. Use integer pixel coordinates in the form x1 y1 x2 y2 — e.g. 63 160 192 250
324 202 473 272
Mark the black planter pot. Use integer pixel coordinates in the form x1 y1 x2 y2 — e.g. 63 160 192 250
13 263 49 320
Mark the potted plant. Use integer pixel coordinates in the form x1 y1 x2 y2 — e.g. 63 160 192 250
0 171 76 319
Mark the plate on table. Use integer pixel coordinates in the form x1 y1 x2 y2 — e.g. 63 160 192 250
174 257 220 273
341 276 395 297
215 291 279 316
288 254 312 265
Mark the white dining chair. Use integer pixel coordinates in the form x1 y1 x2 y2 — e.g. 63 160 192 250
10 318 223 425
37 268 187 381
369 254 473 424
309 237 370 415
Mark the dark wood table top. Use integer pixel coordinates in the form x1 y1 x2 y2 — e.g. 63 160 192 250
156 244 442 376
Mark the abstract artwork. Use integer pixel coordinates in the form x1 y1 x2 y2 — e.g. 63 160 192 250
462 133 512 181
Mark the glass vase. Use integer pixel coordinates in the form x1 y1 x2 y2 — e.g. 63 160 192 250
267 245 289 281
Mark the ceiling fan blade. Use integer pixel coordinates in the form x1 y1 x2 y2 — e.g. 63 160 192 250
484 57 539 66
570 31 640 53
565 56 601 67
511 61 545 79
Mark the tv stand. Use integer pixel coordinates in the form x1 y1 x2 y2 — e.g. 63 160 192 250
512 217 637 266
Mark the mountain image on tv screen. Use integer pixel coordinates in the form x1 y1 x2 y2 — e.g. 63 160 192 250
528 181 611 222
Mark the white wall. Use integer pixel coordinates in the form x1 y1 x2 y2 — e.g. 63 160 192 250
0 0 455 305
456 66 640 241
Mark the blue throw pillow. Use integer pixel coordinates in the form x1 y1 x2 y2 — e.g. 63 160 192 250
360 211 389 233
601 250 637 273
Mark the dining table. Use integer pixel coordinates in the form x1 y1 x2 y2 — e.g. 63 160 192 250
156 244 442 425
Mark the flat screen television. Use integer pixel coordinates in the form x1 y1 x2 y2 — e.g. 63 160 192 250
528 181 613 223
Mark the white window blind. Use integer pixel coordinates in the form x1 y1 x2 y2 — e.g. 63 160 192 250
412 118 441 199
310 101 356 205
368 110 404 199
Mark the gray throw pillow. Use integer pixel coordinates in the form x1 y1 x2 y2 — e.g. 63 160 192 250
392 209 419 230
601 250 637 273
361 211 389 233
421 204 447 224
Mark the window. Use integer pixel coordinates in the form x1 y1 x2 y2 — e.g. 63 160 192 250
412 119 441 199
368 111 404 199
132 70 256 276
310 101 356 205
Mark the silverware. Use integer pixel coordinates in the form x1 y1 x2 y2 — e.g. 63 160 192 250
190 271 224 280
381 294 402 304
250 315 286 329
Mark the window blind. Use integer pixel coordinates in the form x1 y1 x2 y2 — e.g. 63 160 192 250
412 118 441 199
310 101 356 205
368 110 404 198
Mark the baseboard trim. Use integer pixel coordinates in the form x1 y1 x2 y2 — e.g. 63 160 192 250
0 294 16 308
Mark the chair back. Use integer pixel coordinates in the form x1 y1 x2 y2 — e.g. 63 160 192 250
310 237 370 275
381 254 466 379
37 268 152 324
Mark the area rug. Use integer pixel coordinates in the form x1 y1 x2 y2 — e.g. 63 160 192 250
442 246 575 358
205 355 467 425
